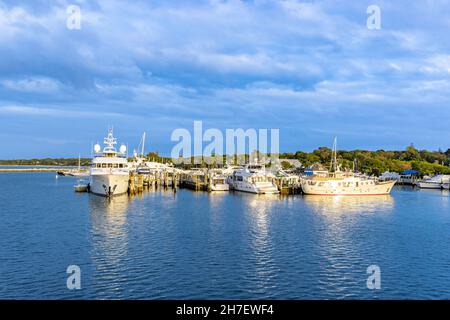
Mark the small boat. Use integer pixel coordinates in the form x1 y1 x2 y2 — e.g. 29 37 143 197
417 175 450 189
74 179 89 192
207 169 229 192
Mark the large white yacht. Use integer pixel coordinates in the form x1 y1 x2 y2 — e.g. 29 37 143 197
228 163 279 194
89 129 130 197
300 138 396 196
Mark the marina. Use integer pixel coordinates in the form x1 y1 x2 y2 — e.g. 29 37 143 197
1 171 450 299
2 133 450 301
7 132 450 198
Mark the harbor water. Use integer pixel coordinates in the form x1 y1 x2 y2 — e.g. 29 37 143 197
1 172 450 299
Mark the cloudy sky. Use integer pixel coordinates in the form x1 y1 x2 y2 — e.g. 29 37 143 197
0 0 449 158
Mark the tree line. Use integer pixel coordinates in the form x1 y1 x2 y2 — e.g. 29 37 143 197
279 145 450 176
2 146 450 176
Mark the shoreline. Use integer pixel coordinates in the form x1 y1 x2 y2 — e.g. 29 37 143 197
0 168 70 172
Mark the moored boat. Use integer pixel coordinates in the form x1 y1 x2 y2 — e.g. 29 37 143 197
417 175 450 189
228 162 279 194
300 138 396 196
74 179 89 192
89 129 130 197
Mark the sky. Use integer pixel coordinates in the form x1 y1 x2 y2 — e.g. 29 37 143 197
0 0 450 158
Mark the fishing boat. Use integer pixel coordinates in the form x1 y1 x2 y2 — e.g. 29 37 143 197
300 138 396 196
89 129 130 197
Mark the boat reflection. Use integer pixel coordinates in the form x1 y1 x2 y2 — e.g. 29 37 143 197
88 194 130 296
238 193 281 294
303 194 394 215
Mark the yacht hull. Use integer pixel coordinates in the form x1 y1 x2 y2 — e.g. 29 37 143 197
210 184 230 191
417 182 443 189
231 181 279 194
301 181 395 196
90 174 129 197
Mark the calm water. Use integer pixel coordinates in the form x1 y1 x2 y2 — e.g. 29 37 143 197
1 172 450 299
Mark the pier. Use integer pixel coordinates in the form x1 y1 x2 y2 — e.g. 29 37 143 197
128 170 181 195
125 168 303 195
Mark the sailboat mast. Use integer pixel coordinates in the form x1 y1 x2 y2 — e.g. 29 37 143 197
334 137 337 173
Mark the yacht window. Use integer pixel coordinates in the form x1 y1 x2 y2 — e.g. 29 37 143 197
119 164 124 168
102 163 107 168
108 164 113 168
113 164 118 168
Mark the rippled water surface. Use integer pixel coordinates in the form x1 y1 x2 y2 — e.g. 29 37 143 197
1 172 450 299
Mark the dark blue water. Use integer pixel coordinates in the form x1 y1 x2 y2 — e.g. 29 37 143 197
1 172 450 299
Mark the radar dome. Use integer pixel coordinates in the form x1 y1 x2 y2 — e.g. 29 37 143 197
94 144 101 153
119 144 127 154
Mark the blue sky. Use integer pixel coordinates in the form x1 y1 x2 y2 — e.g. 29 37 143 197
0 0 450 158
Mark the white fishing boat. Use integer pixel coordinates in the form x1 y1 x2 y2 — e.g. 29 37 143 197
417 175 450 189
228 162 279 194
300 138 396 196
89 129 130 197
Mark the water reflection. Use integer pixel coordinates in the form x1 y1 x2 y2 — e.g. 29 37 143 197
207 191 228 211
303 194 395 295
88 194 130 297
237 193 281 296
303 195 394 216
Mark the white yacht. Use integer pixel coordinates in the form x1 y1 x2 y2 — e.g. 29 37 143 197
417 175 450 189
207 169 230 192
229 163 279 194
300 138 396 196
89 129 130 197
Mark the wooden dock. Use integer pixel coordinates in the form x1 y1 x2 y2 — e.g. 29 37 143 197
128 171 181 195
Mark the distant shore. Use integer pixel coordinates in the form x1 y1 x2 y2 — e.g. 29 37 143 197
0 165 86 173
0 168 71 173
